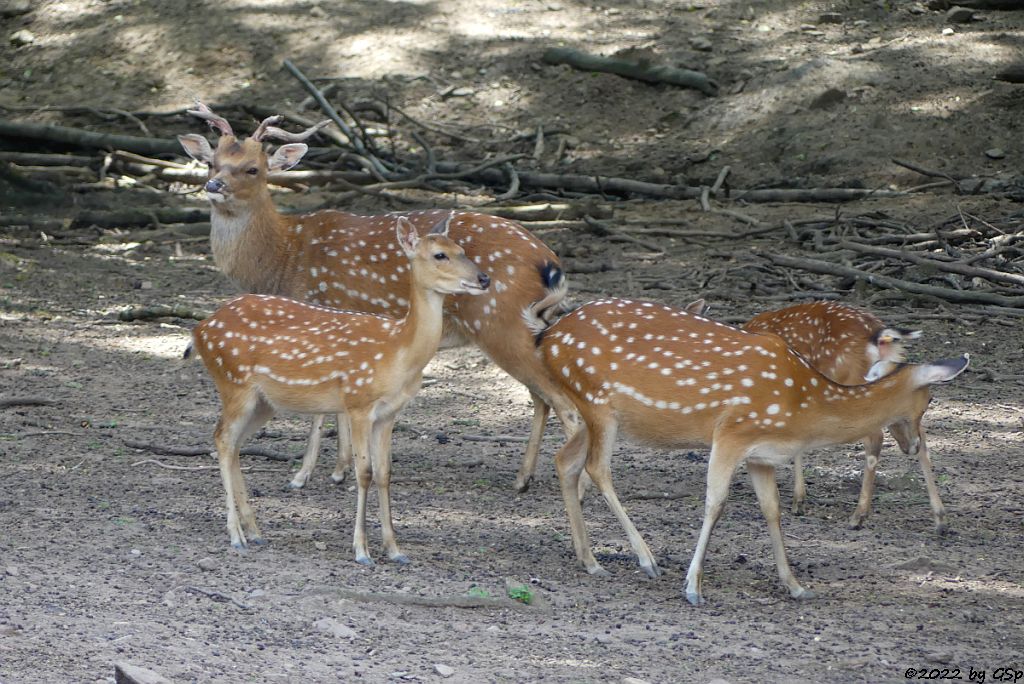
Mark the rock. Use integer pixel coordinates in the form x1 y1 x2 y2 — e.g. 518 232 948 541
707 680 733 684
925 651 954 664
945 6 974 23
985 148 1006 159
0 1 31 18
810 88 847 110
313 541 327 551
818 12 843 24
434 664 455 678
10 29 34 46
5 566 18 577
196 557 218 571
623 678 651 684
942 27 956 35
313 617 356 639
691 36 713 52
114 662 172 684
309 4 326 18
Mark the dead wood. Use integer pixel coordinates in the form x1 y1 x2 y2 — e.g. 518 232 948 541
995 64 1024 84
117 305 210 322
766 253 1024 308
477 202 613 222
583 216 664 253
0 397 57 409
313 587 538 613
1 207 209 230
836 239 1024 287
541 47 719 96
0 152 97 166
0 119 181 155
123 439 293 462
182 586 253 612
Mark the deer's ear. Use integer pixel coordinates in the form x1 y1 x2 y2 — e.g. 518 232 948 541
395 217 419 257
178 134 214 164
267 143 308 171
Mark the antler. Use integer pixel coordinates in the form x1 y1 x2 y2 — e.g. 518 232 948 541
187 100 234 137
250 117 331 143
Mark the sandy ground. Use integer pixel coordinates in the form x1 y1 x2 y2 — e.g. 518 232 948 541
2 1 1024 683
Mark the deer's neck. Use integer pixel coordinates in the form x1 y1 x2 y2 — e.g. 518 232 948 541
209 194 293 295
797 370 916 448
392 280 447 376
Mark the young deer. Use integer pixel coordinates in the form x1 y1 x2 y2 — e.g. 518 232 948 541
191 217 490 563
742 301 947 532
530 298 968 604
178 101 575 493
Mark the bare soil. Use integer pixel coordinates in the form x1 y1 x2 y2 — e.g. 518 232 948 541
2 1 1023 683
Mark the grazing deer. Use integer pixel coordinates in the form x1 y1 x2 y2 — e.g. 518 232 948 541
529 297 968 603
743 301 947 532
178 101 575 492
191 217 489 562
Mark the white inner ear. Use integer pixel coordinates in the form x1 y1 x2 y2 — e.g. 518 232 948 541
267 143 308 171
178 135 214 164
865 360 894 382
395 218 419 256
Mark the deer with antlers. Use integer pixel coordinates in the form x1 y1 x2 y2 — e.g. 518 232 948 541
743 300 949 532
527 297 968 603
178 101 575 493
191 216 490 562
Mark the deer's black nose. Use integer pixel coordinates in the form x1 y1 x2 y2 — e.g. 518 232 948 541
477 272 491 290
205 178 225 194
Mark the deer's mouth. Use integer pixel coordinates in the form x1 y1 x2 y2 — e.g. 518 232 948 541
459 280 488 294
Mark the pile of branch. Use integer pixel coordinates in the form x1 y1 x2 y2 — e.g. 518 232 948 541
753 210 1024 314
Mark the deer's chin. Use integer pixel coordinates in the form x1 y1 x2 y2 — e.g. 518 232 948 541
206 191 227 203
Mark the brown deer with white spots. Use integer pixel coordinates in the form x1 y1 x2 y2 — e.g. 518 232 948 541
528 297 968 604
743 301 948 532
190 217 490 563
178 102 575 493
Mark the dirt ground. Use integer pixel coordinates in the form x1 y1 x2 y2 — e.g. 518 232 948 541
2 1 1024 683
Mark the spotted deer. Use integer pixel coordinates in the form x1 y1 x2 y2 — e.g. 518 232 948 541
191 217 490 562
178 101 575 493
742 301 947 532
529 297 968 603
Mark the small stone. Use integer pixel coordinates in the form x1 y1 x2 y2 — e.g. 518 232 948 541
309 4 326 18
196 557 217 571
691 36 713 52
945 6 974 23
706 680 732 684
925 651 953 664
139 281 153 290
818 12 843 24
10 29 34 46
313 618 356 639
313 541 327 551
623 678 652 684
5 566 18 577
942 26 956 35
114 662 172 684
449 87 475 97
985 148 1006 159
434 664 455 678
129 549 141 556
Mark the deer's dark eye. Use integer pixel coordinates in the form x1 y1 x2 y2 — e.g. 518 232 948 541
433 252 449 261
246 167 259 175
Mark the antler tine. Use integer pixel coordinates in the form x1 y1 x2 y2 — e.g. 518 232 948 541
187 99 234 137
249 115 284 142
255 119 332 144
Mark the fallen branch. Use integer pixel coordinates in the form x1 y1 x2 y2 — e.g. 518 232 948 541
182 586 253 612
0 119 181 155
123 440 293 462
0 397 57 409
117 305 210 322
323 588 537 613
836 239 1024 288
460 434 530 444
1 207 209 230
542 47 718 96
583 216 664 253
765 253 1024 308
